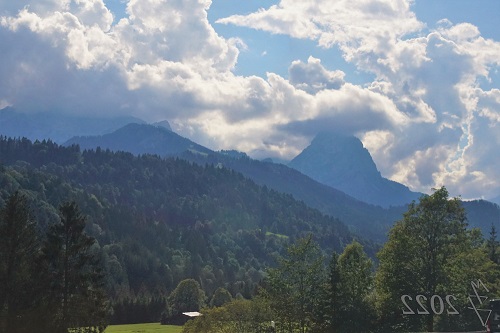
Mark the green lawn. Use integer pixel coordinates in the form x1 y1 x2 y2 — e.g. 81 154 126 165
104 323 182 333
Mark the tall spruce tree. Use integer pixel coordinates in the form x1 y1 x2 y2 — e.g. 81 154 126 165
487 224 499 264
0 192 39 333
325 252 342 333
42 201 108 333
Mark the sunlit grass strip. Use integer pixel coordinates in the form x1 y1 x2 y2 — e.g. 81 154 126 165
265 231 289 239
104 323 183 333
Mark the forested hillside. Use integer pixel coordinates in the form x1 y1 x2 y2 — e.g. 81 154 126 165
64 123 500 242
0 136 366 321
65 123 400 241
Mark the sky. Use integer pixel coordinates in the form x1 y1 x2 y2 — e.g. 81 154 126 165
0 0 499 200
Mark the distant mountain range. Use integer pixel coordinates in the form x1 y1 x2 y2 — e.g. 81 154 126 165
2 107 497 240
62 122 500 242
65 123 211 157
288 132 422 207
0 107 144 143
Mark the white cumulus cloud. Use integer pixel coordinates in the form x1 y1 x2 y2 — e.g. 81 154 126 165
289 56 345 94
0 0 499 199
219 0 500 199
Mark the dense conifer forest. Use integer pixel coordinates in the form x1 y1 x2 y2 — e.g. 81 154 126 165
0 136 365 326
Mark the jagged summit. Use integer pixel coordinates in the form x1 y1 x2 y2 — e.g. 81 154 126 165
292 132 382 179
288 131 421 207
153 120 172 131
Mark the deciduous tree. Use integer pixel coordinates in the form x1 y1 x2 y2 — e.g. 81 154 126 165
376 187 470 332
265 235 326 333
210 287 233 308
182 298 272 333
169 279 206 315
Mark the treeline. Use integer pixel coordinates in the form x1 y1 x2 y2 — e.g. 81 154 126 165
111 297 167 324
0 192 107 333
184 188 500 333
0 137 370 324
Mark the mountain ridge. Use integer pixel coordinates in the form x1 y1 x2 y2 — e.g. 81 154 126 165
489 195 500 206
0 107 144 143
64 123 212 156
65 123 400 241
62 123 500 242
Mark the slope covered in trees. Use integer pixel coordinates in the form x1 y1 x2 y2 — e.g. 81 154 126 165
0 136 366 324
65 123 400 241
2 136 500 332
64 124 500 242
184 188 500 333
65 123 212 157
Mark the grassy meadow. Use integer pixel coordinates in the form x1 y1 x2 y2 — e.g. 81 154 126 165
105 323 182 333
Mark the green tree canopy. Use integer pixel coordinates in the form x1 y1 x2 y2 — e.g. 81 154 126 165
327 241 375 333
375 187 490 332
265 235 326 333
210 287 233 308
182 298 272 333
487 224 499 264
169 279 206 315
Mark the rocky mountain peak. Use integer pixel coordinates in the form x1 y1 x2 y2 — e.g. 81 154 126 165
289 131 420 207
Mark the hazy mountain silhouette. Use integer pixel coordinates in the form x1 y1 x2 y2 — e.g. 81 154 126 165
0 107 144 143
65 123 212 156
288 132 421 207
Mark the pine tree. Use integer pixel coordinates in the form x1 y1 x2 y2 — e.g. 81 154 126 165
325 252 342 333
0 192 39 333
487 224 499 264
42 201 108 333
